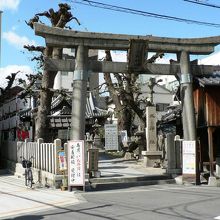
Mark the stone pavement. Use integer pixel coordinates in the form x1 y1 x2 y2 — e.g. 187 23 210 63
89 153 175 190
0 174 85 219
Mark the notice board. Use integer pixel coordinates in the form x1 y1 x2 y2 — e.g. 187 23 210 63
182 141 196 175
68 140 85 186
104 124 119 150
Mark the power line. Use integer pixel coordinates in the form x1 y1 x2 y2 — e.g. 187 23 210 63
68 0 220 27
184 0 220 9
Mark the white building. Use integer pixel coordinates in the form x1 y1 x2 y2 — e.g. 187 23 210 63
54 48 99 92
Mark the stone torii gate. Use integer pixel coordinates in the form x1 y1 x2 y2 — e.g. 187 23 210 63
34 23 220 142
34 24 220 179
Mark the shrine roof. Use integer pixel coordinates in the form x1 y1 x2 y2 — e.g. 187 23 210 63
51 92 109 120
194 72 220 87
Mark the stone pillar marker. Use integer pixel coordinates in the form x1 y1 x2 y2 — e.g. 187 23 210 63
146 106 157 151
166 134 182 175
54 138 62 175
166 133 175 173
142 106 162 167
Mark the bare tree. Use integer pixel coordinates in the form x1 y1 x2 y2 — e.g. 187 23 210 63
25 3 80 141
103 50 164 138
0 71 20 95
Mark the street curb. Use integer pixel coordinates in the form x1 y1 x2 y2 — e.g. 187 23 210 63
88 176 175 191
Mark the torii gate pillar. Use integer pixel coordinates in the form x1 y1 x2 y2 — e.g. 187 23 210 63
70 45 88 140
180 51 199 184
180 51 196 141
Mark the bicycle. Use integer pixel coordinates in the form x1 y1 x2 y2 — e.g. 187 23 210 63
20 156 34 188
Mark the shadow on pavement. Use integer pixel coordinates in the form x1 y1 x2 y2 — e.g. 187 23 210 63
5 204 116 220
5 215 43 220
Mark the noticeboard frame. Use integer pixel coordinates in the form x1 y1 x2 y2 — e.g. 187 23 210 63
67 140 85 187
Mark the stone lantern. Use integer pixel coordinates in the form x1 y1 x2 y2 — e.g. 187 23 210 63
92 119 103 150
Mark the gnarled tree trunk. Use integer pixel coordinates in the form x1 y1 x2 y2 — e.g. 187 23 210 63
25 4 80 141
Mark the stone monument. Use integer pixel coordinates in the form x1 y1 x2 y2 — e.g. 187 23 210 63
142 106 162 167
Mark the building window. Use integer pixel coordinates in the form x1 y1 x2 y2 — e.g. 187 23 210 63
156 103 169 112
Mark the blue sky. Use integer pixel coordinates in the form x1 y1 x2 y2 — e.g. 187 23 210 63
1 0 220 87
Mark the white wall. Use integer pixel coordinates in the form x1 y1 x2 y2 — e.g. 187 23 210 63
54 71 74 91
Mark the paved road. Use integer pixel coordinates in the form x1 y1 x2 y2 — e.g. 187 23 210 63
5 184 220 220
0 175 83 219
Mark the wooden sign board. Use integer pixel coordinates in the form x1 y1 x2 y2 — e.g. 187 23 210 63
128 39 147 72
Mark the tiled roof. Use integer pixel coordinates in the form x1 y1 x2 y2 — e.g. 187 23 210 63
51 92 109 120
85 92 108 119
194 72 220 87
160 105 182 123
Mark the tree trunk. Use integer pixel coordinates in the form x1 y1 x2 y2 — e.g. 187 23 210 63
104 71 135 136
117 107 133 136
35 47 62 142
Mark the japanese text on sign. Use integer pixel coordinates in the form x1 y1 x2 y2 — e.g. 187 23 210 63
182 141 196 175
68 140 85 186
105 124 119 150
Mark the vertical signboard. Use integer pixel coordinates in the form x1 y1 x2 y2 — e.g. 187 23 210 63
104 124 119 150
182 141 196 174
58 150 67 172
68 140 85 186
182 141 197 183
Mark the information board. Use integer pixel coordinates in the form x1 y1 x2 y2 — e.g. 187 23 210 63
182 141 196 175
58 151 67 172
104 124 119 150
68 140 85 186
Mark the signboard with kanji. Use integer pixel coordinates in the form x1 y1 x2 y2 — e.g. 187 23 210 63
182 141 196 174
68 140 85 186
104 124 119 150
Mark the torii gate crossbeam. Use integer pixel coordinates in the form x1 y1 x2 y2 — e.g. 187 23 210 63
45 57 220 75
35 23 220 54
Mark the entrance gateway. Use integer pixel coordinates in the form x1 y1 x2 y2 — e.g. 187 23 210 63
34 23 220 184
